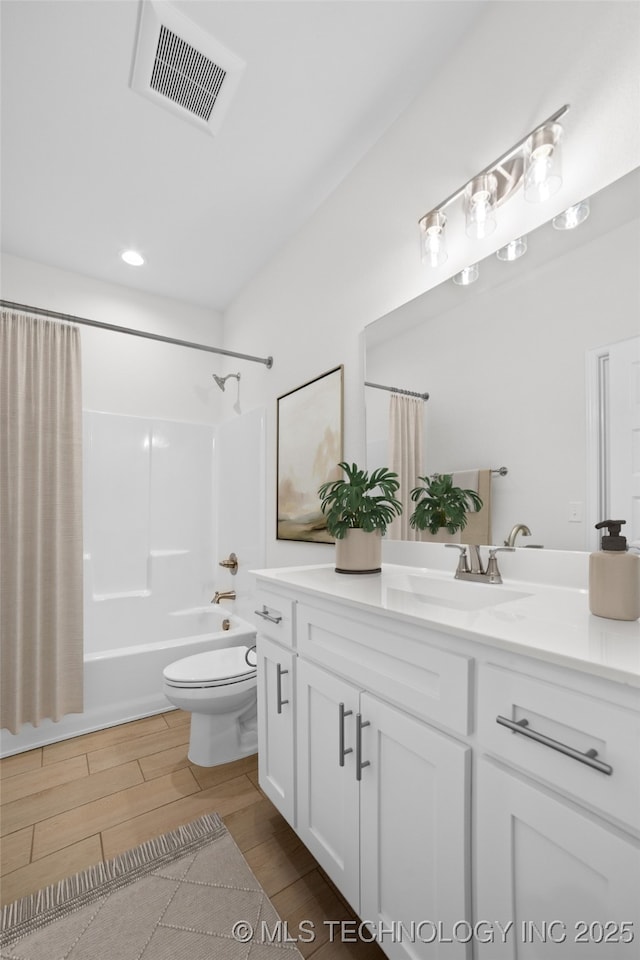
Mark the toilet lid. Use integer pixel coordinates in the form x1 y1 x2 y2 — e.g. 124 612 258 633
163 646 257 687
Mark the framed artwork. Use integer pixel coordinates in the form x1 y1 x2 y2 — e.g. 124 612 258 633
277 365 344 542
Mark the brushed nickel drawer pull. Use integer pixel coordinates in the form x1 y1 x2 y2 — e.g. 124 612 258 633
339 702 353 766
276 664 289 714
496 715 613 776
254 605 283 624
356 713 370 781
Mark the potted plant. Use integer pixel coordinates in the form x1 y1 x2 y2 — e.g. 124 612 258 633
318 462 402 573
409 473 483 536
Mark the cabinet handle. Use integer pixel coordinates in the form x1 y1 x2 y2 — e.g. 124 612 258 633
355 713 370 781
339 702 353 766
254 605 283 624
276 663 289 714
496 715 613 776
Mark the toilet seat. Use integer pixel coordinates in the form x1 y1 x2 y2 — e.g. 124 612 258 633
163 646 257 689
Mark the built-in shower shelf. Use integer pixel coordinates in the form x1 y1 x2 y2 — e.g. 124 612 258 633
92 589 152 601
149 549 190 557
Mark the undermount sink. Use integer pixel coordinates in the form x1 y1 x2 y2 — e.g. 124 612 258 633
386 574 532 611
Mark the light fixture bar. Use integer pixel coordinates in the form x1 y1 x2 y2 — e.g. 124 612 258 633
419 104 570 226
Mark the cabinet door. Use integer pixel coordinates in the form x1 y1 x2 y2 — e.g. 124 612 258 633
476 758 640 958
296 658 361 911
257 634 295 825
360 694 471 960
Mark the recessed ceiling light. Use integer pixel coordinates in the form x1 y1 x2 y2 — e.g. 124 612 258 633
121 249 145 266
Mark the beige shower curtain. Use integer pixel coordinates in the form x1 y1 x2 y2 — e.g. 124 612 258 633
0 310 84 733
388 393 425 540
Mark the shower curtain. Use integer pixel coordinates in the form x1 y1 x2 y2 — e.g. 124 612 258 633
388 393 425 541
0 310 84 733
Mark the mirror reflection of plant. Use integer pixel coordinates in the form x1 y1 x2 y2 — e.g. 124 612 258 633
318 462 402 539
409 473 483 535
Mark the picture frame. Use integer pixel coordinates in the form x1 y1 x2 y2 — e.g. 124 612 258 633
276 365 344 542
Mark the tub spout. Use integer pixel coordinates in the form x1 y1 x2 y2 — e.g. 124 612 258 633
211 590 236 604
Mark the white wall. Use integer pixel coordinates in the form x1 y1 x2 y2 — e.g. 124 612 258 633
220 1 640 568
1 252 225 422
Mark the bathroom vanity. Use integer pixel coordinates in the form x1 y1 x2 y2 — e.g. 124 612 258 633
253 558 640 959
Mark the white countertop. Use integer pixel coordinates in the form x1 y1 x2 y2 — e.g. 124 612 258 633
253 563 640 688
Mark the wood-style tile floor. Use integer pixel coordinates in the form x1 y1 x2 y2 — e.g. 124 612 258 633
0 710 384 960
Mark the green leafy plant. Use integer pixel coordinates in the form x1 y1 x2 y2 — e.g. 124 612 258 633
318 462 402 539
409 473 483 535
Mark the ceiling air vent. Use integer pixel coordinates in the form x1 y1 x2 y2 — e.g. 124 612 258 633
131 0 245 135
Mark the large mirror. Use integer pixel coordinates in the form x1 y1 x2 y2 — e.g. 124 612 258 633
365 167 639 551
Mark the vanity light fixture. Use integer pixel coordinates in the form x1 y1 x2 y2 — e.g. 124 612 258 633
420 210 448 266
418 104 569 270
524 123 563 203
552 198 590 230
452 263 479 286
121 249 145 266
496 236 528 261
465 174 497 239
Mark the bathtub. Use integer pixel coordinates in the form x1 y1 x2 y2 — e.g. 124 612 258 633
0 607 257 757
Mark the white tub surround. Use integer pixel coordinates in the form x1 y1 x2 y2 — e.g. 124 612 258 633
253 560 639 960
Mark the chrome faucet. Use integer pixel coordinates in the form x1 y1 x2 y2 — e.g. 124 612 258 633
446 544 514 584
211 590 236 604
504 523 531 547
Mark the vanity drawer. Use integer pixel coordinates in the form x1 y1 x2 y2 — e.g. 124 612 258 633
253 588 295 648
477 663 640 831
296 602 472 735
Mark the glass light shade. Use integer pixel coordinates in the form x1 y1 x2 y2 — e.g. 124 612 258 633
419 211 448 266
496 236 528 261
552 199 590 230
465 174 497 239
524 123 563 203
121 249 145 266
452 263 479 286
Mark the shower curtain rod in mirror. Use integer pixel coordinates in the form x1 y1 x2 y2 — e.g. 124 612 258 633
0 300 274 368
365 380 429 401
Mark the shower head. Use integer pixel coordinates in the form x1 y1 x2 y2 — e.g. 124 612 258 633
212 372 241 392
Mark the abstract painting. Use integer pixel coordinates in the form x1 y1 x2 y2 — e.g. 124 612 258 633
277 365 344 542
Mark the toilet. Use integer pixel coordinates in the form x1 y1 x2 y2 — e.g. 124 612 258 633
162 644 258 767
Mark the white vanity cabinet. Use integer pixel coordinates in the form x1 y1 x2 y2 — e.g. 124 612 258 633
296 657 361 907
257 583 473 959
254 564 640 960
474 662 640 958
254 588 296 825
358 692 470 960
296 656 471 954
475 759 639 959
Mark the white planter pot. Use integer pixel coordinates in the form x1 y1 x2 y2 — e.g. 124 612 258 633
335 528 382 574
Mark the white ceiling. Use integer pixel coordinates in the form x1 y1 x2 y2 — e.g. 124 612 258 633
0 0 486 312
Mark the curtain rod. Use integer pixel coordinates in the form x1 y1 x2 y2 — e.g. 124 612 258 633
0 299 274 369
365 381 429 401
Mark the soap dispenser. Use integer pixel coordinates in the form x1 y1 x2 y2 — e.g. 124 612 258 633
589 520 640 621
